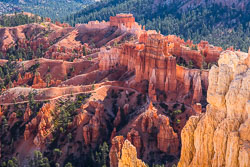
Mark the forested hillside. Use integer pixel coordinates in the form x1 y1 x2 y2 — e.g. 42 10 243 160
0 0 94 20
65 0 250 51
0 13 42 27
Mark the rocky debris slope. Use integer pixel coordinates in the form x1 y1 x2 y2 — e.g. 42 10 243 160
178 50 250 167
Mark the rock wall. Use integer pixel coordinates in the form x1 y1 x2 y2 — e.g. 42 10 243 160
171 41 222 69
110 136 147 167
110 14 136 28
121 34 208 105
98 33 210 106
178 50 249 167
140 103 179 154
24 103 55 146
99 47 121 71
118 140 147 167
109 102 179 166
82 101 108 147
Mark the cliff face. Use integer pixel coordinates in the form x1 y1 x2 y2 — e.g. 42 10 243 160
118 140 147 167
109 102 180 166
99 33 210 106
110 136 147 167
24 103 55 146
178 50 250 167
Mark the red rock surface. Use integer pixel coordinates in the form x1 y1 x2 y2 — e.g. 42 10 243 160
110 136 125 167
24 103 55 146
100 32 210 108
23 104 32 122
110 14 136 28
82 101 107 146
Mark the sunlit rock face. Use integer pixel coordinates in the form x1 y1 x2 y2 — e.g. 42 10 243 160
109 137 147 167
178 50 250 167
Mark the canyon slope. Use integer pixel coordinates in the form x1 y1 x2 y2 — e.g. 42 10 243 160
0 13 249 167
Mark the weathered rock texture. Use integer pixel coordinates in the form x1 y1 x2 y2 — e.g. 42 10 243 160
110 14 136 28
109 137 147 167
140 103 179 155
82 101 107 147
24 103 55 146
99 32 210 107
109 102 180 166
118 140 147 167
178 50 250 167
110 136 125 167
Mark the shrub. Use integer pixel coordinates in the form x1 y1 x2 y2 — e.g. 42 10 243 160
173 110 182 115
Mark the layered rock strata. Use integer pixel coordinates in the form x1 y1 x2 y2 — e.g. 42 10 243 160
99 32 209 106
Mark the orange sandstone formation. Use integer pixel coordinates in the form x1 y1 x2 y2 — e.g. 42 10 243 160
110 136 125 167
110 137 146 167
110 14 136 28
140 103 179 155
118 140 147 167
100 32 210 108
24 103 55 146
24 104 32 122
32 72 47 88
82 101 107 147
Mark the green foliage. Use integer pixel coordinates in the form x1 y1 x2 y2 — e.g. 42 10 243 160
173 109 182 115
64 162 73 167
3 40 47 61
0 116 8 135
191 45 198 51
152 164 165 167
187 60 194 69
0 157 19 167
53 148 62 161
66 1 250 52
27 63 40 73
0 61 18 92
92 84 95 90
28 89 37 109
0 13 41 27
0 1 94 20
82 46 87 56
28 151 50 167
54 93 91 133
68 67 75 77
176 119 181 124
95 142 109 167
7 157 19 167
67 133 72 142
